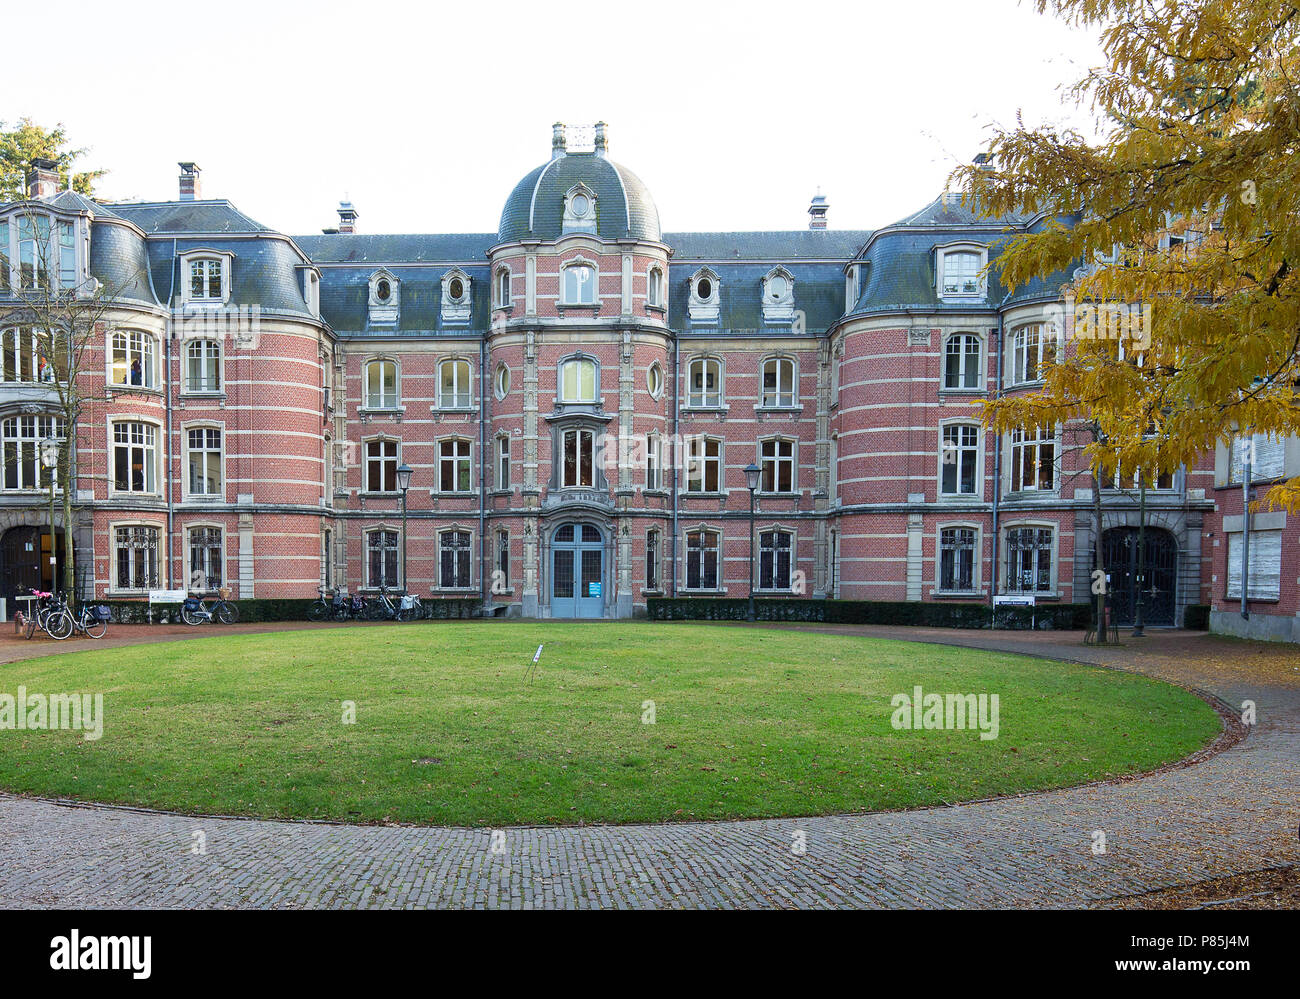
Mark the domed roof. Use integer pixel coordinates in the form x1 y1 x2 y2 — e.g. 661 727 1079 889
497 150 660 244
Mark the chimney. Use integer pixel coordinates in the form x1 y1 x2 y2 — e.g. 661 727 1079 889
808 190 829 230
551 122 567 160
973 152 994 173
337 200 358 234
178 162 202 201
594 121 609 158
26 158 60 200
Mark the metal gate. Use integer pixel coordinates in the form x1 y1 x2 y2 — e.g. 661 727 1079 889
1101 527 1178 626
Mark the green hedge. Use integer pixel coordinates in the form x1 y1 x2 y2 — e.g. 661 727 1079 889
1183 604 1210 630
92 597 482 624
646 597 1092 631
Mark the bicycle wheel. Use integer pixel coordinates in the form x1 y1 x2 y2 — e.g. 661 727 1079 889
46 610 74 641
24 613 36 640
84 614 107 639
181 604 203 626
216 601 238 624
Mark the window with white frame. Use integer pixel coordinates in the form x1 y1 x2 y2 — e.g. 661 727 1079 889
186 427 223 497
647 362 663 398
939 527 977 592
495 267 511 308
1005 526 1054 593
1230 433 1286 482
495 363 511 399
188 526 224 592
761 357 796 407
1011 324 1056 384
440 529 472 588
685 529 720 590
760 438 795 493
941 424 979 495
185 338 221 392
686 357 722 407
647 266 664 308
114 525 159 591
562 263 597 305
496 435 510 490
646 528 661 590
940 249 983 297
686 436 721 492
1 328 42 383
646 432 661 491
439 438 472 493
188 257 225 302
365 439 399 493
1 415 63 490
559 357 597 403
759 530 793 590
367 529 399 589
112 421 157 493
365 359 398 409
561 428 594 487
8 215 78 291
1010 426 1056 492
944 333 981 389
111 330 156 388
495 530 510 590
1226 530 1281 600
439 358 473 408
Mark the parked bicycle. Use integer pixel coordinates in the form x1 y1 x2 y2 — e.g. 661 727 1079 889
69 601 110 639
181 587 240 626
308 587 352 622
19 588 73 641
362 585 402 621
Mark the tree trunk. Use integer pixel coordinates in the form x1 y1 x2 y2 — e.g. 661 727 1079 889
1093 460 1107 643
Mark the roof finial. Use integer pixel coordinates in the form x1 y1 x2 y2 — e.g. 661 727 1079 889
552 122 567 160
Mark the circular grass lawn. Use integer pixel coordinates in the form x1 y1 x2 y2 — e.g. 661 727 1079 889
0 622 1222 826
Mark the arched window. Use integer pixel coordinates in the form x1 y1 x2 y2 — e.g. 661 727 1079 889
562 262 597 305
495 267 512 308
111 330 157 388
759 530 794 590
685 529 720 590
439 358 472 408
939 249 983 297
687 357 722 407
558 357 598 403
365 359 398 409
366 528 399 589
1010 426 1056 492
185 338 221 392
944 333 981 389
647 266 664 308
940 423 980 496
1010 324 1057 384
761 357 796 407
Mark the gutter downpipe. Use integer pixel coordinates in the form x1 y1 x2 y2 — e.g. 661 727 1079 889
671 332 680 598
990 290 1011 611
165 238 177 591
480 335 488 611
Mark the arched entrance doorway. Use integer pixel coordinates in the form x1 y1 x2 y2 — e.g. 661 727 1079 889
0 525 66 607
1102 527 1177 625
551 522 604 618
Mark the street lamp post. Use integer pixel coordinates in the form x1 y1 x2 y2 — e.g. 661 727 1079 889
1132 473 1147 637
40 436 59 597
396 463 413 593
743 463 761 622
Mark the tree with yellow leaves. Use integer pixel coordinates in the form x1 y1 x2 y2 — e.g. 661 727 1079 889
955 0 1300 515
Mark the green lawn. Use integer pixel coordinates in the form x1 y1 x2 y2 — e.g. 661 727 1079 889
0 622 1221 826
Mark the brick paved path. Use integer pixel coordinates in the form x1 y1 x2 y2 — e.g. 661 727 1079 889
0 625 1296 908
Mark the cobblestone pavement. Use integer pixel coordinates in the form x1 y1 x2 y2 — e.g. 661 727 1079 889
0 625 1296 909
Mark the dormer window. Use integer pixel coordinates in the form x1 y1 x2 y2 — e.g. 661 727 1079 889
180 249 233 306
688 268 720 325
562 184 598 234
441 269 472 325
761 266 795 324
301 268 321 317
368 269 400 326
2 214 82 292
561 261 597 306
937 246 986 299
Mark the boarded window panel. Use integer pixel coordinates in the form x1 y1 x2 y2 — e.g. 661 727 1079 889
1231 434 1286 481
1226 531 1282 600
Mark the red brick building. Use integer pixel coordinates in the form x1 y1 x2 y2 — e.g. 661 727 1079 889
0 127 1294 637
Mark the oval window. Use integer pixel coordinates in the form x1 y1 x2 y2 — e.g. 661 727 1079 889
697 277 712 300
495 364 511 399
572 193 590 217
647 363 663 397
769 276 788 300
449 277 464 300
376 279 391 302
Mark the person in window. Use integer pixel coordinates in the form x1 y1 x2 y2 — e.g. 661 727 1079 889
130 359 143 386
39 356 54 383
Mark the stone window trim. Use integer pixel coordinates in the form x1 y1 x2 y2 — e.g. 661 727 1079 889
1008 322 1060 387
180 419 226 503
755 524 797 593
436 356 476 410
107 416 163 499
757 435 798 496
760 265 796 325
362 524 401 591
934 241 988 301
105 328 162 394
440 268 472 326
494 265 513 310
554 352 602 406
933 520 983 596
361 434 402 495
1000 520 1061 597
646 264 666 312
434 435 475 495
179 248 234 307
941 331 985 392
681 522 726 594
562 183 598 235
559 256 600 308
757 353 799 410
180 335 224 396
684 354 725 409
362 356 402 412
183 521 226 594
1006 423 1061 495
687 267 721 325
938 418 983 500
107 519 164 596
434 524 476 592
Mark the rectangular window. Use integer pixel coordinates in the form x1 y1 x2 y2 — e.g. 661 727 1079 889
1226 531 1282 600
562 428 594 487
2 415 62 490
186 427 223 497
113 422 157 493
940 527 976 592
440 530 472 588
1230 433 1286 482
759 530 793 590
1010 427 1055 492
17 215 48 290
1006 527 1053 593
563 264 596 305
115 526 159 591
495 531 510 589
366 360 398 409
440 359 472 408
942 251 982 296
944 334 981 389
646 529 660 590
188 527 223 592
111 330 156 388
58 220 76 289
1 328 39 383
686 529 719 590
186 339 221 392
686 436 721 493
366 439 399 492
646 434 660 490
367 529 399 589
559 359 597 402
1011 325 1055 384
760 438 795 492
496 436 510 490
0 219 8 292
941 425 979 495
687 359 721 407
761 359 796 407
189 259 223 301
439 439 472 492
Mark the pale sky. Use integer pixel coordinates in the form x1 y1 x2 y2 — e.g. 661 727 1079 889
14 0 1106 237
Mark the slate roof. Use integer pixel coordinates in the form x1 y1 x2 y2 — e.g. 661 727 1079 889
497 152 660 243
665 230 872 261
295 234 496 264
104 200 270 234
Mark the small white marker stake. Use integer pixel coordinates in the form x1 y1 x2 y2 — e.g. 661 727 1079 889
526 644 543 683
533 644 544 663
